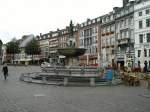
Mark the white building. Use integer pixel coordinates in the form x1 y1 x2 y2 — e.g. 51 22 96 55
115 0 135 69
101 12 116 67
134 0 150 68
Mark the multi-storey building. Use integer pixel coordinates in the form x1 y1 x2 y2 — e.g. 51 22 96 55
115 0 135 69
58 26 78 49
37 33 50 62
36 0 150 69
134 0 150 68
58 29 68 49
49 31 60 64
37 31 60 64
78 18 101 66
101 12 116 67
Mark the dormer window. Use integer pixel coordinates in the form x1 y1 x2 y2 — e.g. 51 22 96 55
139 11 142 16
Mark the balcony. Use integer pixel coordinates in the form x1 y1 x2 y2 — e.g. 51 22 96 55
102 32 115 37
102 45 106 48
49 44 59 47
116 52 125 58
102 34 105 36
49 50 57 54
117 36 130 45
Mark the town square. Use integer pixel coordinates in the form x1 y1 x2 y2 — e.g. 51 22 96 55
0 65 150 112
0 0 150 112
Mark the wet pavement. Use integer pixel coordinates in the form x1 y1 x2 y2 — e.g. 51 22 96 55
0 66 150 112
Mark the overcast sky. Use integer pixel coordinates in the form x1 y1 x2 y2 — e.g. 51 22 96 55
0 0 122 44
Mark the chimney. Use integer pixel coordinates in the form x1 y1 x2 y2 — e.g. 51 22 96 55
130 1 135 5
123 0 129 7
87 18 90 22
40 33 42 36
113 7 119 13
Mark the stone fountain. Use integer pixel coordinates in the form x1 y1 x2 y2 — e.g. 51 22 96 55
57 20 86 66
20 21 119 86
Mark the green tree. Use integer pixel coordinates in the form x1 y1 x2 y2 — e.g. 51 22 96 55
0 40 3 63
0 39 3 53
6 41 20 63
25 38 41 63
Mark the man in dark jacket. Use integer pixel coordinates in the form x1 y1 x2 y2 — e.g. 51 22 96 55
2 63 8 80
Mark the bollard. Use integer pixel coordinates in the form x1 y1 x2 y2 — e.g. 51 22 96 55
64 77 68 86
147 79 150 92
27 74 32 82
42 76 47 83
90 78 95 86
69 70 71 76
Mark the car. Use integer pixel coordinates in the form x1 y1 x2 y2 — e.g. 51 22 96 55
41 62 51 68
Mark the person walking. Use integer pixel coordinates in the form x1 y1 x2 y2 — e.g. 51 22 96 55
2 63 8 80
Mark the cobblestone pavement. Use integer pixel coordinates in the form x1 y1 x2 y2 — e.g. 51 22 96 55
0 65 150 112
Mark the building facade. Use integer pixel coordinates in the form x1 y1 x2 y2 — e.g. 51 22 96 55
35 0 150 68
134 0 150 68
37 33 50 62
115 0 135 69
49 31 60 64
101 12 116 67
78 18 101 66
37 31 60 64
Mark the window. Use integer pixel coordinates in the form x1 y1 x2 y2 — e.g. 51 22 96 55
84 39 87 46
120 20 123 28
146 9 150 14
146 19 150 27
121 32 123 39
96 47 97 53
138 61 141 67
147 33 150 42
80 39 83 46
144 49 147 57
138 50 141 57
139 34 143 43
89 48 91 54
139 11 142 16
124 19 127 26
129 17 133 25
87 38 89 46
90 38 92 45
124 31 127 38
82 31 84 36
139 21 143 29
112 50 115 54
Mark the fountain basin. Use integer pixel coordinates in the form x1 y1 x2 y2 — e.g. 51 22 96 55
57 48 86 57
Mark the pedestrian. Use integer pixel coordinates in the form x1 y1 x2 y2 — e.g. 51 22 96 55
2 62 8 80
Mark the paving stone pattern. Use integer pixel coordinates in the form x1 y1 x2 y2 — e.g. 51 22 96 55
0 66 150 112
